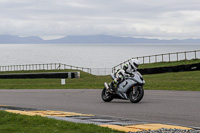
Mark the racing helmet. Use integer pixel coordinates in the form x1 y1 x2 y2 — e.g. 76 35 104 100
129 59 140 70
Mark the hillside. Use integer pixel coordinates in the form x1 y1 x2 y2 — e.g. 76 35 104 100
1 35 200 44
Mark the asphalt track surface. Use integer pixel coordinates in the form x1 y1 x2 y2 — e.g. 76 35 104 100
0 89 199 128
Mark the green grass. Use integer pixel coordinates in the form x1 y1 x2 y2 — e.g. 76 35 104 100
0 111 122 133
0 70 199 91
0 70 111 89
144 71 200 91
0 59 200 90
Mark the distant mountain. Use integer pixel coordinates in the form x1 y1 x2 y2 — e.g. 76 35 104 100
0 34 200 44
0 35 44 44
45 35 162 43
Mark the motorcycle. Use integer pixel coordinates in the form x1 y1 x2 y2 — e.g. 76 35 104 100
101 71 145 103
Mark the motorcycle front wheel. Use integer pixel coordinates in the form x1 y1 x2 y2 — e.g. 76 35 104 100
101 88 113 102
129 86 144 103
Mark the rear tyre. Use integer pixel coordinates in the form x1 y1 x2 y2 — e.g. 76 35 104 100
129 86 144 103
101 88 113 102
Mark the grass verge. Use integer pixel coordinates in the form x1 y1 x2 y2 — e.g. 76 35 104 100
0 70 111 89
0 59 200 90
144 71 200 91
0 70 199 91
0 110 122 133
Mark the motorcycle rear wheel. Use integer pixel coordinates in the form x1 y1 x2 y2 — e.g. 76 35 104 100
129 86 144 103
101 88 113 102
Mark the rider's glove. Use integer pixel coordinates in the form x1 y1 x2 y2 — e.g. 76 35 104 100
114 78 117 84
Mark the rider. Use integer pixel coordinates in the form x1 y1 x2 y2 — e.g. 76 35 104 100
110 69 125 91
110 59 140 91
123 59 140 75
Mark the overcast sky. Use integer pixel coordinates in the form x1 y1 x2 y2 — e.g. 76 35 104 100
0 0 200 40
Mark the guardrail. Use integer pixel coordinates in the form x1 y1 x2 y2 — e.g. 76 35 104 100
112 50 200 72
0 63 112 75
0 63 91 73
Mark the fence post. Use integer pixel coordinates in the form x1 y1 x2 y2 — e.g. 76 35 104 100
155 55 157 63
149 56 151 63
185 52 187 60
177 52 179 61
195 51 197 59
89 69 91 74
120 63 123 68
142 57 144 64
113 67 116 73
169 53 171 62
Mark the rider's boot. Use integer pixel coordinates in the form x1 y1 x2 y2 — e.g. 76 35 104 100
109 81 116 92
111 81 119 92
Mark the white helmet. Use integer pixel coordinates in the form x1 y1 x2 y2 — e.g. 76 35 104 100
129 59 140 70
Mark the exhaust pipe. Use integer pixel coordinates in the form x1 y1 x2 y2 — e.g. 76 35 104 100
104 82 113 93
104 82 109 90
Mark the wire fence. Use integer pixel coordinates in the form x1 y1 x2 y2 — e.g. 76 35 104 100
112 50 200 72
0 50 199 76
0 63 90 73
0 63 111 75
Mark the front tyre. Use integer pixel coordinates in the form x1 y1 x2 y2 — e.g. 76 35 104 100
101 88 113 102
129 86 144 103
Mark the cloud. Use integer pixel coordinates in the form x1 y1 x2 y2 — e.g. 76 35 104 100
0 0 200 39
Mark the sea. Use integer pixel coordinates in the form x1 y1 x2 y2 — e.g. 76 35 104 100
0 43 200 68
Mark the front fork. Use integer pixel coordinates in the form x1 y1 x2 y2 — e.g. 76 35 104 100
132 85 138 95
